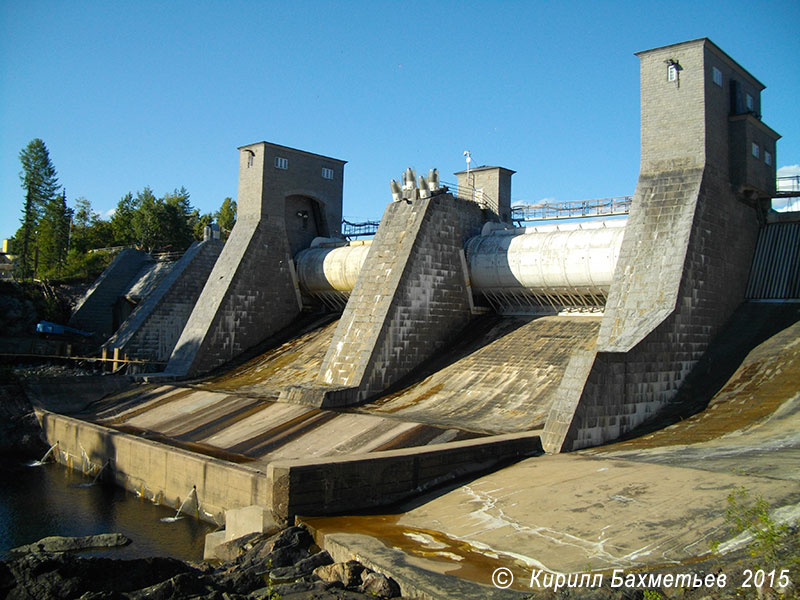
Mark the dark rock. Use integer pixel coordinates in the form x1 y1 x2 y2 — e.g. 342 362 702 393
0 384 46 458
314 560 366 588
269 550 333 582
2 553 196 599
126 571 214 600
236 525 314 572
360 570 402 598
0 525 405 600
263 579 374 599
213 531 263 562
10 533 131 554
215 565 265 594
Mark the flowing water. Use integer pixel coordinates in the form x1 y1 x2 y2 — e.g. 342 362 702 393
0 458 215 562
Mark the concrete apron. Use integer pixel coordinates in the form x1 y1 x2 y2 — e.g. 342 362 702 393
35 409 543 529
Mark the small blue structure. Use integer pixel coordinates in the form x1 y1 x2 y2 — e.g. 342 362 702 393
36 321 94 338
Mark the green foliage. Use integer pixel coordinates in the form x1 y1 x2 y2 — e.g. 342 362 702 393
13 139 231 282
193 212 213 240
16 139 61 280
61 248 114 281
111 192 137 246
37 190 72 278
215 197 237 237
723 487 789 569
160 187 195 250
642 591 663 600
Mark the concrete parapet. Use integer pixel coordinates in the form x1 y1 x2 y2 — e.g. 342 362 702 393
278 382 357 409
166 215 301 376
267 430 542 523
105 239 225 364
308 192 484 404
69 249 152 339
36 410 270 524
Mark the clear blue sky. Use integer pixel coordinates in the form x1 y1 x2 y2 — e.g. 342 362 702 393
2 0 799 241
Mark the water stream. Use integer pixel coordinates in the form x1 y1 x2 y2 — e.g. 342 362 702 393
0 458 214 562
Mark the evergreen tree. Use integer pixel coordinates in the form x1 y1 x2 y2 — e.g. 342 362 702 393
215 197 237 239
161 187 194 250
69 197 113 253
16 139 60 279
192 212 213 240
111 192 137 246
131 187 162 252
38 189 72 277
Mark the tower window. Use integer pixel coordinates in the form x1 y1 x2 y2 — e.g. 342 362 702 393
752 143 760 159
667 64 677 82
246 151 254 168
765 150 773 166
275 157 288 170
712 66 723 87
745 93 754 111
321 167 334 180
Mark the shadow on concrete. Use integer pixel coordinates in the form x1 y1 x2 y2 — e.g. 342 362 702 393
365 313 534 402
615 301 800 441
181 310 339 386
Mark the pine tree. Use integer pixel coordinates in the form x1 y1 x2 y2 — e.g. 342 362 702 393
111 192 138 246
215 197 237 239
16 139 60 279
38 189 72 277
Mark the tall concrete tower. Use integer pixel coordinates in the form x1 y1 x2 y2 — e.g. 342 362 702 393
637 38 779 197
543 39 780 453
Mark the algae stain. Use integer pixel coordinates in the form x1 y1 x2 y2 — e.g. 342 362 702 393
372 383 446 414
301 514 533 591
598 346 800 451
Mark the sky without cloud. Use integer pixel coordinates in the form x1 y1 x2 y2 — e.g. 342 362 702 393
1 0 799 241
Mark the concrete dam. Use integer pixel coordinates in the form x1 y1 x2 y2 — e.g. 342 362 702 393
32 38 800 594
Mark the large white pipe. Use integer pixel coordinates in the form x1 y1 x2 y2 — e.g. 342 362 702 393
295 220 626 304
295 242 371 293
465 220 626 296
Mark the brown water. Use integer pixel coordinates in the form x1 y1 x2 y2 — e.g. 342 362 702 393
301 513 536 592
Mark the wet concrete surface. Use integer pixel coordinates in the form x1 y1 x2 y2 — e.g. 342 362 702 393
299 311 800 592
360 314 601 434
46 305 800 596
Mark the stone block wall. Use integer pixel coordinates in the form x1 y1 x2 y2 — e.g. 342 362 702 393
315 193 484 403
238 141 346 253
541 39 771 453
166 215 301 376
69 249 153 339
543 166 759 452
105 239 224 364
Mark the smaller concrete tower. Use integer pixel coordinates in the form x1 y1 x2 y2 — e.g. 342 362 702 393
166 141 346 377
454 166 515 223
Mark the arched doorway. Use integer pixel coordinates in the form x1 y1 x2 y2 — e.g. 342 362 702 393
284 195 328 256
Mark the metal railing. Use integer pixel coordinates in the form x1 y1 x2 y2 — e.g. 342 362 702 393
440 180 499 215
776 175 800 197
511 196 632 223
341 219 380 238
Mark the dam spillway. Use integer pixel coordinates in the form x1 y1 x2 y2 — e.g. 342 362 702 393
38 38 798 593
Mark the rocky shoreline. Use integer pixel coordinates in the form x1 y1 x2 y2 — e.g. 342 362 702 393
0 383 47 459
1 526 407 599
